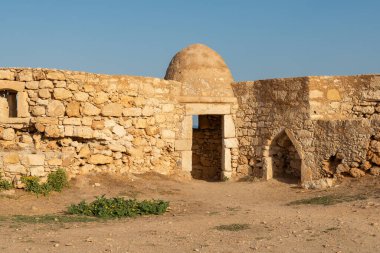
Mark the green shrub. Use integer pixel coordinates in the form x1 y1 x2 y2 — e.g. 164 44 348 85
21 176 52 196
0 179 12 191
67 195 169 218
47 168 68 192
21 169 68 196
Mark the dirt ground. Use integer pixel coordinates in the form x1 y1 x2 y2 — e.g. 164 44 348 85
0 173 379 253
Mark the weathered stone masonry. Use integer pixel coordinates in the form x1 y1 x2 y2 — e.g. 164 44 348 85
0 44 379 188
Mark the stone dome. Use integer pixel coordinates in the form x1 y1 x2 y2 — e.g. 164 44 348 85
164 44 234 97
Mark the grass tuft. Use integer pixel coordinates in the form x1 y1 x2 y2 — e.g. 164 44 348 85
288 194 367 206
12 215 98 224
215 223 250 231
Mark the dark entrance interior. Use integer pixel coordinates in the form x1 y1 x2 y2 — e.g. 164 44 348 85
0 90 17 117
191 115 222 181
270 131 301 182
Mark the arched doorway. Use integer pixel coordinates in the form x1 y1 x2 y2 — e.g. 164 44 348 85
269 130 301 182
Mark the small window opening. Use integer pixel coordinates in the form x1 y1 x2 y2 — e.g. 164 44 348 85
0 90 17 117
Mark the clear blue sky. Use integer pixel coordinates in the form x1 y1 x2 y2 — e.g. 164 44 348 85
0 0 379 81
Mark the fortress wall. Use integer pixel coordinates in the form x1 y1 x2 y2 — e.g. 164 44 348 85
0 68 185 186
309 75 380 120
232 78 314 179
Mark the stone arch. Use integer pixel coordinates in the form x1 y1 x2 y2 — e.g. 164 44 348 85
263 129 304 182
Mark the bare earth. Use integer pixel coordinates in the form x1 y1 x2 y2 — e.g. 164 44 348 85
0 174 379 253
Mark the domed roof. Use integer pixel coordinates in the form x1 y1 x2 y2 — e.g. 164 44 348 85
164 44 234 97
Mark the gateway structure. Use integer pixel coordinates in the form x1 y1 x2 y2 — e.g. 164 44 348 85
1 44 379 188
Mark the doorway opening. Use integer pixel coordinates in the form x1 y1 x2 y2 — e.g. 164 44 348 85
269 131 301 182
191 115 222 181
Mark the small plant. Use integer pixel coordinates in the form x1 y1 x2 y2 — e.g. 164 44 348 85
215 223 250 231
21 169 68 196
21 176 52 196
0 179 12 191
47 168 68 192
67 195 169 218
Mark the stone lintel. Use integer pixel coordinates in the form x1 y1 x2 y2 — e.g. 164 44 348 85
185 103 231 115
178 96 237 103
0 80 25 91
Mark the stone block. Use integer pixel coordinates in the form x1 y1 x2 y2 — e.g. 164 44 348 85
222 148 232 172
38 89 50 99
47 158 63 166
47 100 65 117
18 70 33 81
2 128 15 141
123 108 142 117
161 129 175 139
181 151 192 172
54 88 72 100
45 125 62 137
309 90 323 99
39 80 54 88
46 71 65 80
25 81 39 89
112 125 126 137
179 115 192 139
74 91 89 101
66 101 80 117
134 119 147 129
142 106 154 116
91 120 105 130
102 103 123 117
63 118 82 125
223 138 238 148
6 164 26 174
108 143 127 152
0 80 25 91
3 153 20 164
223 115 236 138
32 106 46 116
73 126 93 139
93 91 109 104
185 103 230 115
81 102 101 116
175 139 192 151
88 154 113 164
0 70 15 80
162 104 174 112
27 154 45 166
17 91 30 118
146 126 159 136
327 89 341 101
30 166 45 177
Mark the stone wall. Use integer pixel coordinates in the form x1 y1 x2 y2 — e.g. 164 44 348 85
232 78 313 180
309 75 380 119
0 68 186 187
1 66 379 188
232 75 380 185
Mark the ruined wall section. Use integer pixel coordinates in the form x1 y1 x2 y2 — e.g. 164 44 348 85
232 78 314 179
309 75 380 120
0 68 185 186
